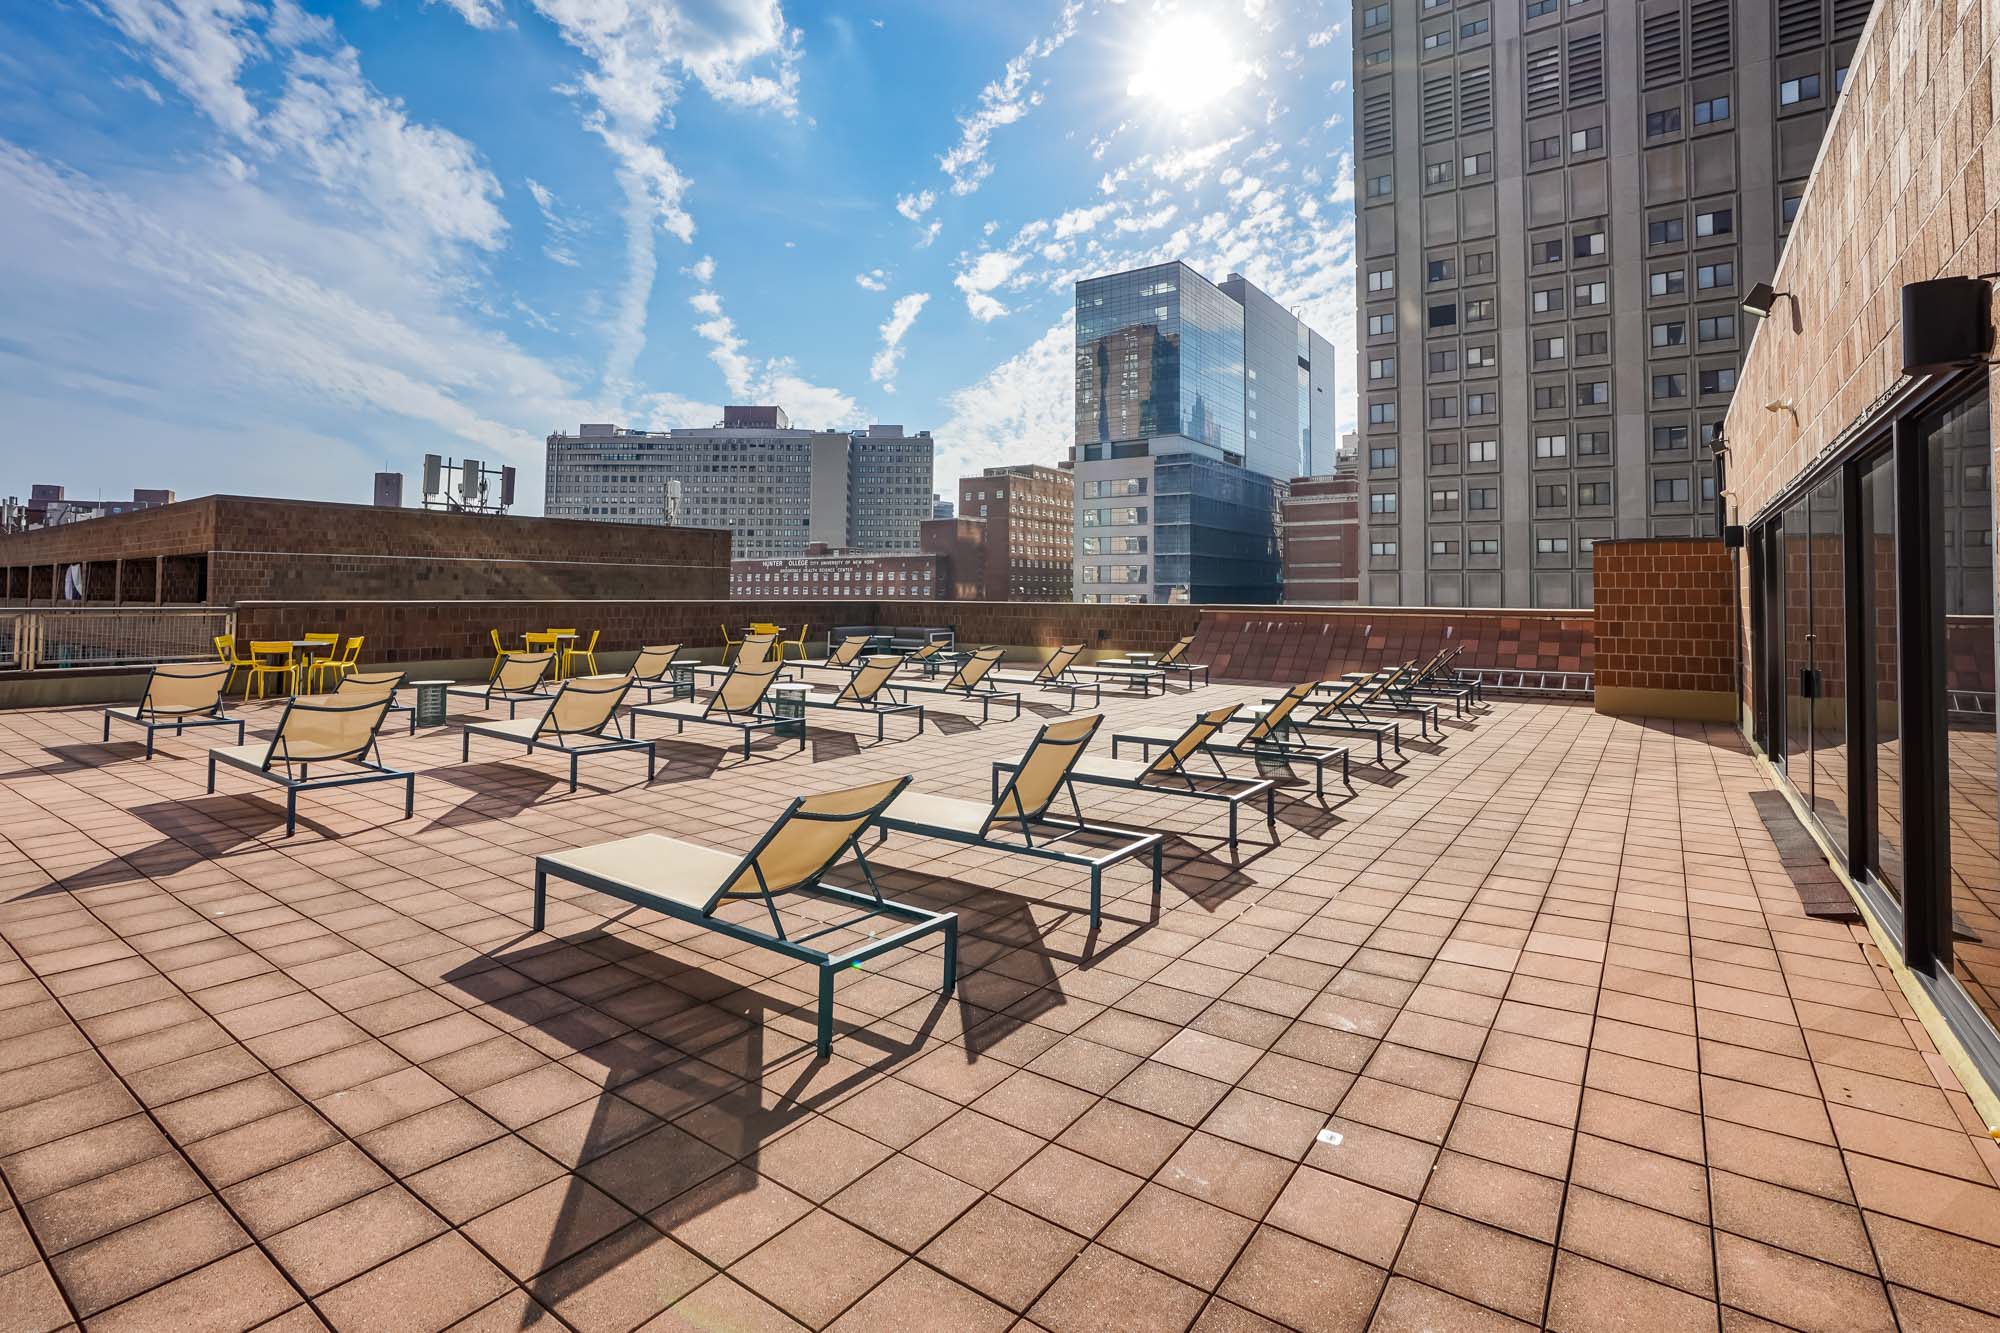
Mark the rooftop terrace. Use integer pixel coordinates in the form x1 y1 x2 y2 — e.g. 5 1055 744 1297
1 679 1997 1331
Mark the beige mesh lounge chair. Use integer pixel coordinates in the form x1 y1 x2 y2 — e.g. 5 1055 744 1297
788 656 926 742
892 646 1022 723
1399 646 1481 713
534 776 954 1056
461 673 654 791
874 715 1162 928
628 644 691 705
1153 635 1211 686
1414 644 1483 702
990 644 1102 710
991 704 1276 849
206 694 413 835
1112 682 1351 799
103 662 243 758
1317 664 1442 737
695 629 780 686
1266 674 1402 764
801 634 875 676
448 651 555 720
315 669 415 735
632 656 803 760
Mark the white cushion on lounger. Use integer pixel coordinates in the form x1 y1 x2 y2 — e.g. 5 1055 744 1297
540 833 742 911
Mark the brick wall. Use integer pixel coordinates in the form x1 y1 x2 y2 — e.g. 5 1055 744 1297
1 496 730 604
1592 538 1735 703
1187 606 1590 686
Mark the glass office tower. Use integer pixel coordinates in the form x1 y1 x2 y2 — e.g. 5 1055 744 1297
1072 261 1332 604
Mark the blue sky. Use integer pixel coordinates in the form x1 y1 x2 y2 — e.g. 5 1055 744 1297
0 0 1355 513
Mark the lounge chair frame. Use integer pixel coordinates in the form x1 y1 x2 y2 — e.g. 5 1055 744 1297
890 647 1023 722
990 706 1275 849
207 696 414 835
102 663 244 758
791 657 927 742
534 778 956 1056
990 644 1103 710
449 652 556 719
1274 676 1403 763
1110 687 1351 799
628 645 693 705
632 658 806 761
461 676 656 792
875 717 1162 928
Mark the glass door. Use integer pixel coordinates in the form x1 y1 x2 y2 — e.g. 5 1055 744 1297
1782 497 1814 784
1858 447 1901 901
1807 473 1849 846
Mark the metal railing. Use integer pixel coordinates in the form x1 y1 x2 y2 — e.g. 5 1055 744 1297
1458 667 1595 698
6 608 234 672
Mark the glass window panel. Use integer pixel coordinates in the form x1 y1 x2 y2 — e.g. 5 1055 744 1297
1860 447 1900 901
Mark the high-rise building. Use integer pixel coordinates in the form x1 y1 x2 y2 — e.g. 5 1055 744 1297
20 484 175 527
1283 441 1361 605
372 472 404 508
1071 261 1334 604
932 494 955 520
957 464 1074 601
1353 0 1875 607
544 408 934 560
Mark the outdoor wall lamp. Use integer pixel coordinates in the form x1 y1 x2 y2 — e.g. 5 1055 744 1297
1741 283 1795 319
1764 400 1799 423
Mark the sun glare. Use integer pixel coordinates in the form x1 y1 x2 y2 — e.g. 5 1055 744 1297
1126 14 1248 110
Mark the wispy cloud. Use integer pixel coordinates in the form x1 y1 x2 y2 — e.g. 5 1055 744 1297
525 177 586 266
870 291 928 392
686 261 861 426
895 188 934 220
937 2 1081 197
954 250 1024 322
854 267 888 291
428 0 506 28
936 311 1073 483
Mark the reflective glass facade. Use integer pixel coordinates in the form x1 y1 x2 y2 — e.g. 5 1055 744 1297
1154 455 1286 603
1075 263 1245 456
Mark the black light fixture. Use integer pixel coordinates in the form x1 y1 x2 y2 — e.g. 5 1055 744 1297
1902 277 1993 374
1742 282 1793 320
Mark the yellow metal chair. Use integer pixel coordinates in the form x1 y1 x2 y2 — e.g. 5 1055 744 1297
488 629 509 680
300 632 340 693
719 623 743 664
561 629 601 679
775 624 809 664
214 635 256 695
311 635 365 692
244 641 295 700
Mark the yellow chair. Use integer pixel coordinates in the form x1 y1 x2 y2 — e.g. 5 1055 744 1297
527 630 568 678
720 623 743 664
561 629 600 679
215 635 256 695
311 635 365 692
300 632 340 692
245 641 295 700
489 629 508 680
775 624 809 664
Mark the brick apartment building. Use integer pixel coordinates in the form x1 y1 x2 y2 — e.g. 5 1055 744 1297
1282 470 1361 605
729 547 944 601
955 464 1073 601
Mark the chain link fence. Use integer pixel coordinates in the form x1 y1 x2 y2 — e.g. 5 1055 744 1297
4 609 234 671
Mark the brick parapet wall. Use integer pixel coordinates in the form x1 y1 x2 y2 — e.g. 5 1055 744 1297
1591 538 1735 695
1187 606 1591 686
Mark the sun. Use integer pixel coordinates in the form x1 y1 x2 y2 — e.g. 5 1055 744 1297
1126 13 1249 111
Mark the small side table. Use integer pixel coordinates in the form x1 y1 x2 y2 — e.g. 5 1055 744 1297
411 679 453 728
769 683 811 739
670 659 698 700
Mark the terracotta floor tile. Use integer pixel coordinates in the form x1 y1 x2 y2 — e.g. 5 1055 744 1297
1560 1187 1717 1299
265 1183 445 1294
1370 1275 1539 1331
825 1153 979 1252
754 1115 893 1203
0 1261 72 1332
729 1209 902 1328
920 1196 1086 1312
1714 1231 1896 1333
461 1176 638 1280
651 1163 814 1266
1392 1205 1553 1323
1267 1165 1415 1268
1545 1252 1720 1333
1098 1182 1254 1289
529 1219 710 1331
1709 1169 1877 1273
1028 1244 1206 1333
1156 1130 1295 1218
905 1107 1044 1190
81 1247 301 1333
315 1232 515 1333
994 1142 1143 1236
22 1150 208 1254
824 1257 1011 1333
1216 1226 1386 1333
48 1195 246 1316
1422 1149 1566 1243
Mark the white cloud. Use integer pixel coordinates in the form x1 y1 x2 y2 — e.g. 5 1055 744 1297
1307 26 1338 47
936 312 1073 482
916 218 941 248
634 389 722 429
427 0 505 28
685 253 716 283
114 75 165 104
528 0 803 398
686 271 861 426
524 176 586 266
1052 201 1114 239
954 250 1024 322
855 267 888 291
1114 202 1178 233
95 0 263 135
937 2 1081 196
870 291 928 391
895 188 935 220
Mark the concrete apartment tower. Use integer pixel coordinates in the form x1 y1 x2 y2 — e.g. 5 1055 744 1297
1071 262 1335 604
957 464 1075 601
1353 0 1875 607
544 408 934 559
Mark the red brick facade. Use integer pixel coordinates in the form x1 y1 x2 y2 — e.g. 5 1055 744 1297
1592 538 1735 697
1282 473 1359 605
1188 606 1590 686
0 496 730 605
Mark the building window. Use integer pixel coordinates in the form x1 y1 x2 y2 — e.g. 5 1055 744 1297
1465 298 1494 321
1423 26 1452 50
1428 303 1459 330
1697 261 1736 290
1370 492 1398 514
1535 239 1563 265
1370 540 1398 557
1425 161 1454 186
1535 336 1566 362
1653 477 1691 503
1429 348 1459 374
1574 281 1608 307
1536 484 1568 508
1429 258 1456 284
1574 230 1606 258
1368 174 1394 197
1780 74 1821 105
1368 267 1395 293
1653 424 1689 452
1465 251 1495 276
1579 482 1610 505
1570 126 1603 152
1460 16 1489 38
1698 314 1736 342
1653 373 1688 400
1361 3 1389 28
1370 446 1398 469
1469 439 1498 463
1693 96 1730 125
1430 441 1459 465
1527 0 1556 15
1533 287 1565 314
1431 538 1459 556
1530 135 1561 163
1700 367 1737 395
1536 434 1568 459
1536 536 1569 554
1651 269 1687 297
1575 331 1609 356
1462 152 1491 177
1577 431 1610 456
1695 208 1734 238
1535 385 1567 410
1369 356 1396 381
1368 312 1396 336
1649 217 1685 246
1431 488 1460 512
1430 396 1459 420
1467 392 1495 415
1468 486 1498 511
1578 380 1610 405
1647 108 1682 137
1470 538 1499 555
1653 320 1687 348
1466 346 1494 368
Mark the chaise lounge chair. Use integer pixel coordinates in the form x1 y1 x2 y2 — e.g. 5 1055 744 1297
460 673 655 791
1112 682 1352 798
319 669 415 735
533 776 956 1056
631 656 804 760
695 630 783 686
874 714 1162 928
448 651 555 719
989 643 1103 710
991 704 1276 849
103 661 244 758
206 693 414 835
787 656 927 741
1269 674 1402 763
800 635 875 676
628 644 691 705
893 646 1023 723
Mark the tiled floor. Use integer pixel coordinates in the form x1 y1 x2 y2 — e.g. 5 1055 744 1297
2 680 1999 1331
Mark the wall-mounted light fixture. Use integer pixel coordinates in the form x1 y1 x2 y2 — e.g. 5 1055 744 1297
1741 283 1795 320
